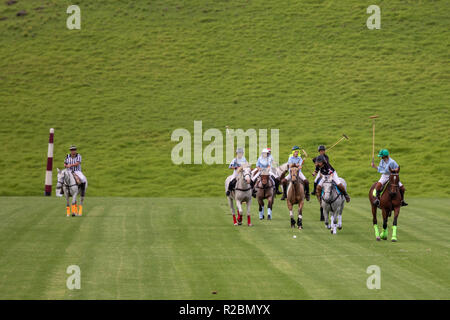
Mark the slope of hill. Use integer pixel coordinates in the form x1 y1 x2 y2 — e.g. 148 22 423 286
0 0 449 197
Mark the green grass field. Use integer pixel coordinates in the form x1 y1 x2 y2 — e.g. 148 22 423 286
0 0 449 197
0 197 448 299
0 0 449 300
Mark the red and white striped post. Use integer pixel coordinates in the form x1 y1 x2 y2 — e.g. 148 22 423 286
44 128 54 196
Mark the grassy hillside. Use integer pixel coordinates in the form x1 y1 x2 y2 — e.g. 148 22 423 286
0 0 449 197
0 197 448 299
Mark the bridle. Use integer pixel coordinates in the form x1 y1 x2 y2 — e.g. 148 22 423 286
322 180 340 204
256 174 272 198
389 173 400 196
57 170 78 190
235 170 252 192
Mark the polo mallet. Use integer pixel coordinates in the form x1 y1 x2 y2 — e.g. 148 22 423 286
369 115 379 165
301 149 315 176
326 134 349 152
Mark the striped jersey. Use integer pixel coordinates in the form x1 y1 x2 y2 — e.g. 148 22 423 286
65 154 82 172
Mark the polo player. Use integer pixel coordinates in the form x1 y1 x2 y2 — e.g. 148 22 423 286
64 145 87 194
226 147 248 196
284 145 310 201
315 155 350 203
371 149 407 207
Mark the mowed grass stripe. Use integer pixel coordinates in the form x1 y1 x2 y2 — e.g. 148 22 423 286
0 197 448 299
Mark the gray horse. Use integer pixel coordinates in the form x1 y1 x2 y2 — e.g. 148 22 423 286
56 168 87 217
321 176 346 234
225 164 253 226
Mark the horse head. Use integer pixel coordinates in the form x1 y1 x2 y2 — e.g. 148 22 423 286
56 168 64 193
240 163 252 185
290 165 299 182
321 177 334 202
388 167 400 196
260 169 270 185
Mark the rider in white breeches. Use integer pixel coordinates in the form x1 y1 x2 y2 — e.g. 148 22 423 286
64 145 87 195
282 145 310 201
226 148 247 196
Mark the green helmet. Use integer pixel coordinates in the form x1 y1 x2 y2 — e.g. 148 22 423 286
378 149 389 157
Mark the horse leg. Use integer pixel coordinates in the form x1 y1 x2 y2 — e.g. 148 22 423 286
371 203 380 240
228 197 238 225
281 180 287 200
72 190 79 216
258 198 265 220
381 208 388 240
236 200 243 225
391 206 400 242
337 205 343 230
267 198 273 220
79 183 86 216
297 201 304 229
287 200 295 228
65 191 70 217
323 203 330 229
246 198 252 226
331 210 337 235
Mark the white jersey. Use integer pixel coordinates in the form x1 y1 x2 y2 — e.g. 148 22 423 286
64 154 82 172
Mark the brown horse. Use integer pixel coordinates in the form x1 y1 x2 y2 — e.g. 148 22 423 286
368 167 402 242
255 169 274 220
286 166 305 229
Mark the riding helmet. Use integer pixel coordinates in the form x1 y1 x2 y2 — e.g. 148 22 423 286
292 145 300 151
378 149 389 157
69 145 77 150
318 145 326 152
316 155 326 163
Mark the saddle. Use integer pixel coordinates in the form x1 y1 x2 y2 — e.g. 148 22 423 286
372 181 388 198
321 182 342 196
72 172 82 185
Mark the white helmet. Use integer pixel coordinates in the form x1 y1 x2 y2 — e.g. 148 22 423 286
262 148 269 153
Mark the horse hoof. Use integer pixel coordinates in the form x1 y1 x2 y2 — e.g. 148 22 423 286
391 238 397 242
298 226 303 230
234 223 238 226
248 224 252 227
376 237 381 241
268 215 271 220
338 226 342 230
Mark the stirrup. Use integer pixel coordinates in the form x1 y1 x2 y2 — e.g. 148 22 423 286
401 200 408 207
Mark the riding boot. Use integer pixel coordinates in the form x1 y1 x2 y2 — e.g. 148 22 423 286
320 207 324 221
281 184 287 200
251 180 257 198
311 181 317 195
304 179 310 201
80 183 86 197
275 180 282 195
400 186 408 206
337 184 350 203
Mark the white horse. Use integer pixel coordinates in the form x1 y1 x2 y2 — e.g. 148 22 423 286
321 176 346 234
56 168 87 217
225 164 252 226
